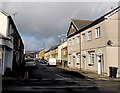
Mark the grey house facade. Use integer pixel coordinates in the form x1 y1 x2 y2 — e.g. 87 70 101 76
67 6 120 77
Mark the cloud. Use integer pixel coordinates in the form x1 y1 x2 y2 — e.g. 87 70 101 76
23 35 56 51
1 2 118 51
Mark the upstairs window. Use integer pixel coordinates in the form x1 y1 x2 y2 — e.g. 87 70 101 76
76 36 80 44
95 27 101 38
82 33 85 42
87 31 92 41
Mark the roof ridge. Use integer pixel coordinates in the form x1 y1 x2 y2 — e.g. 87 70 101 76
71 19 93 21
0 9 10 16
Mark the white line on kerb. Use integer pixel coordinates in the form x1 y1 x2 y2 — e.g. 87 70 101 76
55 74 66 79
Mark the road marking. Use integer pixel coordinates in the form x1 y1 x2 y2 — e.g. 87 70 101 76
55 78 64 80
29 79 39 80
18 85 96 89
42 78 52 80
55 74 66 79
55 74 73 82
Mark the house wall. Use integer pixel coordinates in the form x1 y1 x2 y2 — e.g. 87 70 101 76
104 11 119 76
45 51 50 60
58 45 62 61
0 11 24 76
39 49 46 59
68 33 80 69
81 21 106 73
0 12 14 75
4 49 13 70
55 48 58 60
0 48 3 75
118 10 120 77
81 10 119 76
0 12 8 37
61 47 67 60
58 41 67 62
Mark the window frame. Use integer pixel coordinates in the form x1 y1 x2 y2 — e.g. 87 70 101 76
87 31 92 41
88 51 95 65
82 33 85 42
95 27 101 38
76 36 80 44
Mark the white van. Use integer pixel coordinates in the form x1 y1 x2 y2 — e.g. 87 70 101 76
47 58 56 66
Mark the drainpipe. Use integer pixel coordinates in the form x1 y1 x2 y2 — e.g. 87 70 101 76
79 33 81 71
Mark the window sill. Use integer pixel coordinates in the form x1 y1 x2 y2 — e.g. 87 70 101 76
95 37 101 39
88 64 94 66
87 40 92 42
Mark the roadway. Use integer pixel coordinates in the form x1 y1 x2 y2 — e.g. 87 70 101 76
2 63 120 93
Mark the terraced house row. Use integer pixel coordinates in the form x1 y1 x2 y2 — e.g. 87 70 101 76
67 6 120 77
45 6 120 77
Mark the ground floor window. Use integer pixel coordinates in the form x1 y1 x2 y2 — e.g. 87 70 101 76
88 51 95 65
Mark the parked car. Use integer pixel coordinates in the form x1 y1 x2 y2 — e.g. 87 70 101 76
24 58 37 67
40 59 48 64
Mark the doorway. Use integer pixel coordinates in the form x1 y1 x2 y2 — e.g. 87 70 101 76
98 56 102 75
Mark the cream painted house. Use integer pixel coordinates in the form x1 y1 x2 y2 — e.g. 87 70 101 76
67 6 120 77
0 10 24 76
58 41 67 62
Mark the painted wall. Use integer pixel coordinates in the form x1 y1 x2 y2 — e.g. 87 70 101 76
80 10 119 76
0 12 8 36
67 33 80 69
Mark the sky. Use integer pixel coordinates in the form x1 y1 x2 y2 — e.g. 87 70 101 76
0 1 119 51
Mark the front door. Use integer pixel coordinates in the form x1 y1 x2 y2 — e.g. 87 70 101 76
98 56 102 75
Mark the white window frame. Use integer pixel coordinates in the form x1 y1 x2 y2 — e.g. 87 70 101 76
88 51 95 64
82 33 85 42
87 31 92 41
76 36 80 44
76 54 80 64
95 27 101 38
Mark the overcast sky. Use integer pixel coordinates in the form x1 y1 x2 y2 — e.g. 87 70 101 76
0 2 118 51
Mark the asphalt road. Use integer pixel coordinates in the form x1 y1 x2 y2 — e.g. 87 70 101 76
2 63 120 93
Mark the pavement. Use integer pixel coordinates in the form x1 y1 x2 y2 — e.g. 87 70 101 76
58 66 120 81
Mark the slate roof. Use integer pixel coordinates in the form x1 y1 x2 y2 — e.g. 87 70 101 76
67 19 93 37
71 19 93 30
67 6 120 38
